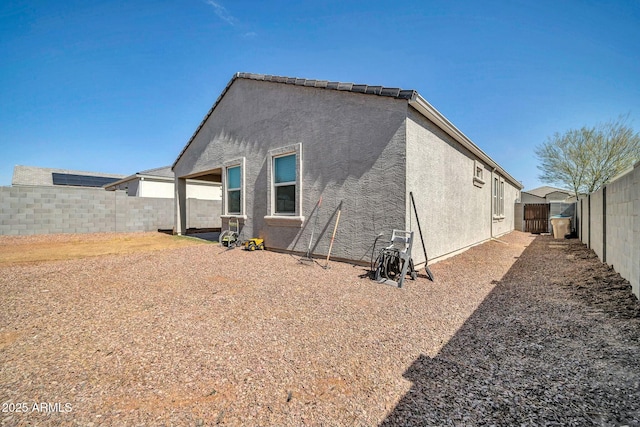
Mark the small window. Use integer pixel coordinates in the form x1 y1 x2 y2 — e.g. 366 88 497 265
473 160 485 187
493 175 505 218
493 176 499 215
274 154 296 214
226 165 241 215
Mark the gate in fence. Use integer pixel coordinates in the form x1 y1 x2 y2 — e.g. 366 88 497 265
524 203 550 234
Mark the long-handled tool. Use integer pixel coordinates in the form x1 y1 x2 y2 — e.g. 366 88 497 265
409 191 434 281
300 195 322 264
323 202 342 269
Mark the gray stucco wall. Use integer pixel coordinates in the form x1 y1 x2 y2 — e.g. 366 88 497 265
514 203 524 232
405 108 519 264
405 108 491 264
0 186 220 235
174 78 408 262
493 178 519 237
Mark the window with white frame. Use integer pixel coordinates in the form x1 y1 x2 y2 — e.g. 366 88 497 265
499 178 505 216
274 154 296 214
226 165 242 215
493 176 499 216
493 175 505 218
473 160 485 187
265 143 303 225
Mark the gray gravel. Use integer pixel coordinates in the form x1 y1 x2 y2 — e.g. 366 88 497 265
381 236 640 427
0 231 639 426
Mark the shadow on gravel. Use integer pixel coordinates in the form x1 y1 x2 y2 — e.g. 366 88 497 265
381 235 640 427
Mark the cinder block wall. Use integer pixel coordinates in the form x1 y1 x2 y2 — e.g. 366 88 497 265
188 198 222 229
577 162 640 298
589 189 605 260
579 196 591 245
604 165 639 297
0 186 221 235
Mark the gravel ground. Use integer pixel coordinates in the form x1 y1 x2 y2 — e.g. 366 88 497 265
0 231 638 426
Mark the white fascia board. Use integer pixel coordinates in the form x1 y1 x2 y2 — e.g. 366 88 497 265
138 175 174 183
409 94 523 190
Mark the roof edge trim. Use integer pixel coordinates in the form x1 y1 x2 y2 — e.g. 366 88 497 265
408 94 523 190
172 72 418 169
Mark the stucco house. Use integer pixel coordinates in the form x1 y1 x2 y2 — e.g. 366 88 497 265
520 186 574 204
172 73 523 265
516 186 576 234
105 166 221 200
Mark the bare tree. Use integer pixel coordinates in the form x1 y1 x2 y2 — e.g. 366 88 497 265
535 115 640 196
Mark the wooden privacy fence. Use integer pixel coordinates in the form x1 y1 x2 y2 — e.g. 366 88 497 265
524 203 550 234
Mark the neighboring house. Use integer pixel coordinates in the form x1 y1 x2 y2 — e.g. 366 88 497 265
12 165 125 188
172 72 523 265
520 186 574 204
517 186 576 234
105 166 221 200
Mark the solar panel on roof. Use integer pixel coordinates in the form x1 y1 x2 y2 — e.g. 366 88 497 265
51 173 120 187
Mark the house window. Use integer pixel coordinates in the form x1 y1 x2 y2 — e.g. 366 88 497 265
274 154 296 214
473 160 485 187
493 176 499 216
226 166 241 214
265 143 303 227
493 175 505 218
499 178 505 216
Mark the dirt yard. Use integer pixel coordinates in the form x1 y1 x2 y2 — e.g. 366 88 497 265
0 231 638 426
0 232 206 265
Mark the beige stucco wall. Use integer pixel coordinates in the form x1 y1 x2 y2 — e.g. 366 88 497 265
493 173 519 237
186 180 222 200
545 191 572 202
520 192 545 204
138 179 174 198
113 178 221 200
174 78 408 262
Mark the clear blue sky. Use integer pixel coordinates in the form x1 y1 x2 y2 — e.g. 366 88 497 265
1 0 639 189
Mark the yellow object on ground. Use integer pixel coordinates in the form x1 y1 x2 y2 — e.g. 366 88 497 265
243 238 265 251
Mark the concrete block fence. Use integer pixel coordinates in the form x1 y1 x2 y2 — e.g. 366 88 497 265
577 162 640 298
0 185 221 235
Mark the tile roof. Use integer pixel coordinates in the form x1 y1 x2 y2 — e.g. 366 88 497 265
173 72 418 169
235 73 417 99
137 166 174 178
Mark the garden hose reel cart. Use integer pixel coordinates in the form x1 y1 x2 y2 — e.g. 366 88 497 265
372 229 418 288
